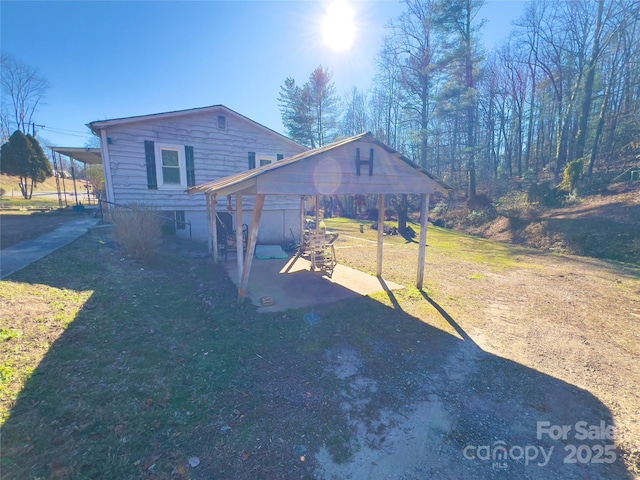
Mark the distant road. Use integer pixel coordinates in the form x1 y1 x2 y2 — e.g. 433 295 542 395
6 190 99 206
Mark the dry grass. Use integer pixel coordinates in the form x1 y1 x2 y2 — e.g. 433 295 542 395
1 219 639 479
109 203 162 261
0 174 60 193
0 283 92 420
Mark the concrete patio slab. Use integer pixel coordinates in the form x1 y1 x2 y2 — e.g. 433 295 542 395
223 254 404 312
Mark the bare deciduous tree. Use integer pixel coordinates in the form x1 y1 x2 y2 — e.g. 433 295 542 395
0 55 49 135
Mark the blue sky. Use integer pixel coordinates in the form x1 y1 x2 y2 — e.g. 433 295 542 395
1 1 526 148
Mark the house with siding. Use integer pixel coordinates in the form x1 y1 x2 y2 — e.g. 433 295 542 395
88 105 306 243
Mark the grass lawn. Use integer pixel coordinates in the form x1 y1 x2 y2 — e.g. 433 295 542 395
1 196 62 210
1 219 638 479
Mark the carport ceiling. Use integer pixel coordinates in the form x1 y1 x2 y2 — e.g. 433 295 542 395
50 147 102 165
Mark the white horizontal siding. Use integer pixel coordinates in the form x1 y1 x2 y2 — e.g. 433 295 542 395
103 108 305 215
168 208 300 244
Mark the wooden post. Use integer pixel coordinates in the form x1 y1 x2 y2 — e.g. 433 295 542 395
211 195 219 262
235 193 244 282
417 193 430 289
206 194 212 254
300 195 305 244
315 195 320 230
238 194 266 303
376 194 385 277
212 195 219 263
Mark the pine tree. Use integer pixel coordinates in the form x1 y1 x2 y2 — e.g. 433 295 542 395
0 130 52 199
278 66 340 148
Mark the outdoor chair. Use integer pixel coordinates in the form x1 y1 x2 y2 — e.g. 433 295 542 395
307 231 337 277
216 223 248 261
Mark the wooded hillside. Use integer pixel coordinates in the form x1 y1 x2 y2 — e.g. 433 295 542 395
281 0 640 198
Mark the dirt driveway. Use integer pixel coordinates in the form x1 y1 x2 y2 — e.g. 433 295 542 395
309 225 640 479
0 211 85 249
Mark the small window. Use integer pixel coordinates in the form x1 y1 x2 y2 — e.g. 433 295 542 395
248 152 256 169
217 115 226 129
257 154 276 167
277 154 284 161
175 210 186 230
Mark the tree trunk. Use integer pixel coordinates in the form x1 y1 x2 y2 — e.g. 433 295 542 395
465 10 477 200
397 194 408 235
575 0 605 161
18 177 28 199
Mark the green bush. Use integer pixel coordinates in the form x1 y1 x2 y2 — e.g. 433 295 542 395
432 201 449 215
467 210 487 226
560 158 585 193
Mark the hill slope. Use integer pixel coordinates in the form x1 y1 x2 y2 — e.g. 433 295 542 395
436 183 640 265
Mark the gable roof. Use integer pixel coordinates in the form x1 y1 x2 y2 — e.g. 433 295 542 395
87 104 303 150
188 132 452 197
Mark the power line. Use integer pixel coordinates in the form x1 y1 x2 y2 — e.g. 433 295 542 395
39 126 93 139
42 125 93 135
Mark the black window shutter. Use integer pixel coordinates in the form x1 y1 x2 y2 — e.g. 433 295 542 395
277 153 284 161
144 140 157 189
185 145 195 187
248 152 256 169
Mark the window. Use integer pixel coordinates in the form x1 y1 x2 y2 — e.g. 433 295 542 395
145 142 194 189
175 210 186 230
162 149 180 184
248 152 278 169
258 154 276 167
155 143 187 188
217 115 226 129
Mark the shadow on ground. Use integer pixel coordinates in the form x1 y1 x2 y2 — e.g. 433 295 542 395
0 231 633 479
0 210 89 249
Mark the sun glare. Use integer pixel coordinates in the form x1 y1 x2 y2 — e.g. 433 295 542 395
322 1 355 51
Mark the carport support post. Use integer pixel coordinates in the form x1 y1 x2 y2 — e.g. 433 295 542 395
417 193 430 289
211 195 219 263
238 194 266 303
377 194 385 277
235 194 244 282
300 195 305 242
206 194 212 253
